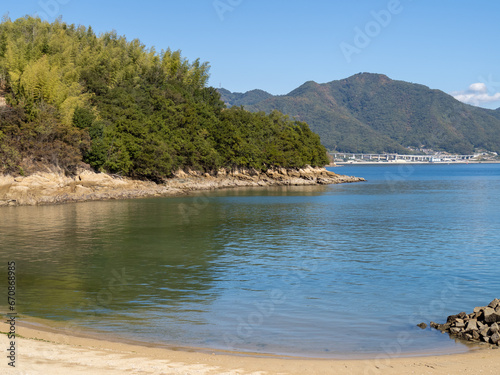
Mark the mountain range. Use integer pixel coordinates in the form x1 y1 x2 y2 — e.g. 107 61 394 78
219 73 500 154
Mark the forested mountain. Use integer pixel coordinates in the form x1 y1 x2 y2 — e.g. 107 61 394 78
494 107 500 119
221 73 500 154
0 16 328 179
218 88 272 107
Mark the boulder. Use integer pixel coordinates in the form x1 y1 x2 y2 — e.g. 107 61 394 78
488 299 500 309
440 322 451 331
480 327 490 337
484 307 500 323
475 310 485 321
465 319 478 332
431 321 450 331
490 323 500 334
472 330 480 340
417 322 427 329
491 332 500 345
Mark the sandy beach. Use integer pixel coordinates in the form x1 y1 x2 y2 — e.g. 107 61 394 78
1 321 500 375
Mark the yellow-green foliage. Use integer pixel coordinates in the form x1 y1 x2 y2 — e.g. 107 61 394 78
0 17 91 125
0 16 328 178
0 17 210 125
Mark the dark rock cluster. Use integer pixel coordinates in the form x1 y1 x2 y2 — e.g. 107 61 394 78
429 298 500 346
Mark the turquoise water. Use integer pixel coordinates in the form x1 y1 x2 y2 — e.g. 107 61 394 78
1 164 499 357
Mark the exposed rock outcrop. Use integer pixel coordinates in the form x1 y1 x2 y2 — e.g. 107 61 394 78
0 166 365 206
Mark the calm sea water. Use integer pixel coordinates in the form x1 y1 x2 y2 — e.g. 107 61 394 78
1 164 499 358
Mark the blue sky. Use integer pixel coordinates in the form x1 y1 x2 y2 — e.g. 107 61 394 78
3 0 500 108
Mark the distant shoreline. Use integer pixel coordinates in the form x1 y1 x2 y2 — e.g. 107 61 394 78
335 161 500 165
0 166 365 207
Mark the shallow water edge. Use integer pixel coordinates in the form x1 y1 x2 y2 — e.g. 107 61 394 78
0 166 364 207
3 316 488 360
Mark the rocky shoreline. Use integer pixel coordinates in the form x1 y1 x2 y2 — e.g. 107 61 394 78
428 299 500 347
0 166 365 206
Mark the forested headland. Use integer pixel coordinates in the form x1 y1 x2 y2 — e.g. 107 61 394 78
0 16 328 181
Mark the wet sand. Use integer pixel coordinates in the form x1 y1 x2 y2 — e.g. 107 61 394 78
1 321 500 374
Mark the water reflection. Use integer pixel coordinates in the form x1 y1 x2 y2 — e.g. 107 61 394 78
1 165 499 357
0 199 223 322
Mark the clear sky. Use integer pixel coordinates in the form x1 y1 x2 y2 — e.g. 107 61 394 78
3 0 500 108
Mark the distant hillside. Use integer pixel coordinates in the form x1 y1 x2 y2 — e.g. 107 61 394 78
494 107 500 119
221 73 500 154
218 88 272 107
